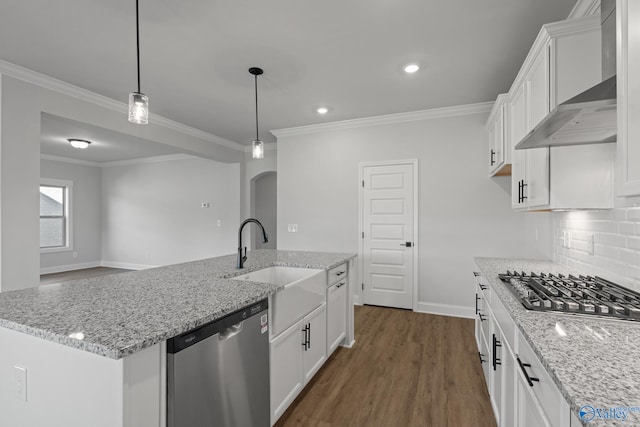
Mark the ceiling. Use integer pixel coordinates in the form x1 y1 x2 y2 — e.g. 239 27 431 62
41 113 185 163
1 0 578 146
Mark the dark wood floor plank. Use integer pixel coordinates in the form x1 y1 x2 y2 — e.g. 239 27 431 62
275 305 496 427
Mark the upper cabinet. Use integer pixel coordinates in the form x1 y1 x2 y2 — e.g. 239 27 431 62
487 94 510 177
617 0 640 197
497 15 615 211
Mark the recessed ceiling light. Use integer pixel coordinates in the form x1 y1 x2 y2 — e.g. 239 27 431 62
317 107 329 115
404 63 420 74
68 139 91 149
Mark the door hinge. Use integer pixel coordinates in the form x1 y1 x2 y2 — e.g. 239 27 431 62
362 180 364 188
361 283 364 290
362 231 364 239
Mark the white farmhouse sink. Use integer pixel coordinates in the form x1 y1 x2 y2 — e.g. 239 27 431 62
231 266 325 336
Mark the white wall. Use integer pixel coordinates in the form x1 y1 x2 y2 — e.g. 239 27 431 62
40 159 102 272
101 156 240 268
242 147 277 249
554 207 640 291
276 109 552 315
253 171 277 249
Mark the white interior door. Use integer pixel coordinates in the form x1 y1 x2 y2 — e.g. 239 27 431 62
361 162 416 309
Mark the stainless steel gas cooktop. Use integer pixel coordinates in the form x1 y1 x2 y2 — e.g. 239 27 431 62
499 271 640 321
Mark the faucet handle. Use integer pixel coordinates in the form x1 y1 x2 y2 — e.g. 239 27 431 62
242 247 247 262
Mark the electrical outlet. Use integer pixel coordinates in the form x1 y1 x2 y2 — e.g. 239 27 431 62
287 224 298 233
72 252 78 258
586 233 595 255
14 366 26 402
217 219 221 227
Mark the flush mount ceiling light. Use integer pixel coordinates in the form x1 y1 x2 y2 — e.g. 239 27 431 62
68 139 91 149
404 63 420 74
249 67 264 159
317 107 329 115
128 0 149 124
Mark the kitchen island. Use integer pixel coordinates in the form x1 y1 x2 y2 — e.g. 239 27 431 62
475 257 640 427
0 249 356 427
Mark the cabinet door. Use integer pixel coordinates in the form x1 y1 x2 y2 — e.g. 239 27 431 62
479 332 491 392
527 44 550 131
270 318 305 423
501 340 517 427
618 0 640 196
524 148 550 208
327 281 347 355
490 327 503 425
517 372 552 427
510 84 528 209
303 304 327 383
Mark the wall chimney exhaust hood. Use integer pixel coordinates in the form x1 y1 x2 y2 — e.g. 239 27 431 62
515 0 617 150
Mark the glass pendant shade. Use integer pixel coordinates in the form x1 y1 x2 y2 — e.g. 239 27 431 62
128 92 149 124
252 140 264 159
68 139 91 149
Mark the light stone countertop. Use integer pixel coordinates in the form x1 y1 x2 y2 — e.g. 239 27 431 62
475 257 640 427
0 250 355 360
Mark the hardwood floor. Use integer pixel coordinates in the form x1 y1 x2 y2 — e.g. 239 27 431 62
275 305 496 427
40 267 132 285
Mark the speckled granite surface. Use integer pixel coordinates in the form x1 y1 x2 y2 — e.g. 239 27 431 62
0 250 355 360
475 257 640 427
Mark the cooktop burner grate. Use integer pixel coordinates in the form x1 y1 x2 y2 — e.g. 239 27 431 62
498 271 640 321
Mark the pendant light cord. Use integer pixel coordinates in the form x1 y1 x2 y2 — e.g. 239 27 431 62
136 0 141 93
254 74 259 141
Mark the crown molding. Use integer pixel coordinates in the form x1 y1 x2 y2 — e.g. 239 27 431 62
101 154 197 167
271 102 494 138
41 154 101 167
41 153 197 168
568 0 600 19
0 60 244 152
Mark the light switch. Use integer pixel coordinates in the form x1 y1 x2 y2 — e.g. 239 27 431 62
14 365 27 402
217 219 222 227
287 224 298 233
201 202 210 208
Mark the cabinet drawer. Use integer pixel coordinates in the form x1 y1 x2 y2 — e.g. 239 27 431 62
489 287 515 350
328 263 348 285
516 331 565 426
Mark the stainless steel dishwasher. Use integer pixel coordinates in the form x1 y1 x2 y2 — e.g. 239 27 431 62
167 299 270 427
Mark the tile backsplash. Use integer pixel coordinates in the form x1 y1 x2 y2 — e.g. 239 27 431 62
554 208 640 292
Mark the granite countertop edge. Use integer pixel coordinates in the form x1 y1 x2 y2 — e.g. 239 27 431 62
0 250 356 360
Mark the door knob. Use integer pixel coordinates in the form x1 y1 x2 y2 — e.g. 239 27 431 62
400 242 412 247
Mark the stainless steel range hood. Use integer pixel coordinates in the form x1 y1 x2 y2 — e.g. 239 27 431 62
515 0 617 150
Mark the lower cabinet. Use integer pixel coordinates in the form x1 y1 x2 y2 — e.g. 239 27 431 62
327 279 347 355
270 304 327 425
473 272 569 427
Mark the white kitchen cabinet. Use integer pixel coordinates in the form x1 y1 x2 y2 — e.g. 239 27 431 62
327 279 347 355
617 0 640 197
508 16 614 211
270 318 305 423
487 94 511 177
473 271 569 427
270 304 327 425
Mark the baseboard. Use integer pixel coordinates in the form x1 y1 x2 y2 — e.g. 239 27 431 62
40 261 101 275
353 294 363 306
415 301 475 319
101 261 157 271
341 339 356 349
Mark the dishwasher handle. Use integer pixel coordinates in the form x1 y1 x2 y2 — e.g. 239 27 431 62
219 322 244 341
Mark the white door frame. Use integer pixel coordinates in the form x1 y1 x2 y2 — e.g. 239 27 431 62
357 159 419 311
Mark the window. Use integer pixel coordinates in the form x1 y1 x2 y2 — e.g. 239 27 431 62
40 179 73 252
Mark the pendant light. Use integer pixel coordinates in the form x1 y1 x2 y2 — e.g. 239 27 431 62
128 0 149 124
249 67 264 159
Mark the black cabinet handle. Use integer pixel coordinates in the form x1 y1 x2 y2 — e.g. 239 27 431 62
521 181 528 201
518 180 522 203
335 271 345 277
517 357 539 387
479 283 487 291
492 334 502 371
302 325 308 350
478 312 487 322
336 281 346 288
490 149 496 166
475 294 480 315
473 272 481 277
306 323 311 349
479 352 486 364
